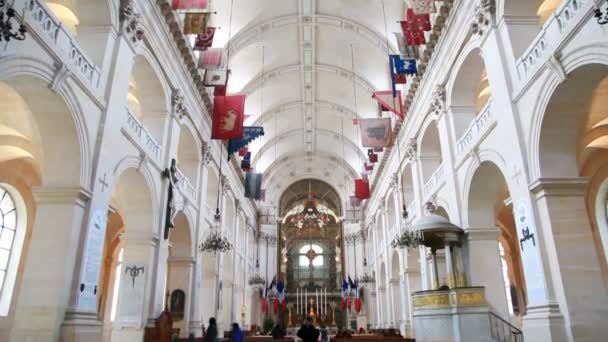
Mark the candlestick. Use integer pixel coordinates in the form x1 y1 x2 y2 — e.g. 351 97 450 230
296 288 299 315
316 289 319 315
305 289 307 316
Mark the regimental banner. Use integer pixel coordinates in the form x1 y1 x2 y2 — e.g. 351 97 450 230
408 0 437 14
204 69 230 87
173 0 208 10
198 48 226 70
354 179 370 200
212 95 245 140
227 126 265 156
359 118 392 148
183 12 210 34
373 90 404 120
245 172 263 199
393 32 420 59
193 27 216 51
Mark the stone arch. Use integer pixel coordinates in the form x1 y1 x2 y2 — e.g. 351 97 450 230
465 161 513 318
167 211 194 337
128 50 172 147
385 190 398 234
417 119 443 186
177 123 201 186
45 0 116 65
447 44 491 140
375 209 385 250
0 73 87 188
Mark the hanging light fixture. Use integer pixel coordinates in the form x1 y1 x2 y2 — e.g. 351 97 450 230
248 233 266 287
200 229 233 254
1 0 27 42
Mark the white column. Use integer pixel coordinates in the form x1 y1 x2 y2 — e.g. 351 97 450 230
11 188 89 342
111 231 158 341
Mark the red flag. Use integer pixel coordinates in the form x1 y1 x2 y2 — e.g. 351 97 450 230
281 299 287 312
261 298 267 314
183 13 209 34
364 163 373 171
173 0 208 10
347 297 353 312
341 297 346 310
212 95 245 140
355 179 370 200
355 298 362 313
199 48 224 69
273 298 279 314
407 9 432 31
400 20 426 46
238 147 249 157
194 27 216 51
353 118 359 125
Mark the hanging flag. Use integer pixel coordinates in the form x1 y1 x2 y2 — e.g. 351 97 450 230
198 48 225 69
393 32 420 59
204 69 230 87
410 0 437 14
239 147 249 157
245 172 263 199
273 298 279 314
183 13 210 34
172 0 208 10
241 159 251 171
368 149 378 163
347 297 353 312
363 162 373 172
359 118 392 149
355 179 370 200
227 126 265 156
373 148 384 152
193 27 216 51
392 55 418 76
258 189 266 202
350 196 362 207
407 9 432 31
355 298 362 313
373 90 404 120
400 20 426 46
212 95 245 140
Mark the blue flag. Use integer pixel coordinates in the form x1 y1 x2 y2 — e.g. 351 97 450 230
227 126 265 158
245 172 263 199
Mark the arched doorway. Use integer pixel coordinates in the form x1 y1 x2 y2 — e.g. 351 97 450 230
167 212 194 337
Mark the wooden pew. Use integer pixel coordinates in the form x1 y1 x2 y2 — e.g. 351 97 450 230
144 310 178 342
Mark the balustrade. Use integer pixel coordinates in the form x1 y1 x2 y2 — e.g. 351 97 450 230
23 0 101 88
516 0 586 84
174 167 197 202
423 163 445 198
455 101 495 164
123 109 163 162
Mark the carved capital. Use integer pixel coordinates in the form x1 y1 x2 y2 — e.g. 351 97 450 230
120 0 144 45
471 0 495 37
221 175 231 195
172 89 187 120
405 138 418 162
389 172 399 191
430 86 446 115
201 141 212 166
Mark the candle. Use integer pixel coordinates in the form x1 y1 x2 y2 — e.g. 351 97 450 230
316 289 319 315
305 289 307 315
296 288 299 315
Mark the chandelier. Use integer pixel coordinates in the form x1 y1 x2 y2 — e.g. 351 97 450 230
391 229 423 249
1 0 27 42
200 230 232 254
248 260 266 288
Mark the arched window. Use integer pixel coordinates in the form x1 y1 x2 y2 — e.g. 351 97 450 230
299 244 324 267
0 184 26 316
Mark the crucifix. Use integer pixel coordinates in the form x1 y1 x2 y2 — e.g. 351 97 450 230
162 159 179 240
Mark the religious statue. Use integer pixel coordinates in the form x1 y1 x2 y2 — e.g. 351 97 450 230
162 158 179 239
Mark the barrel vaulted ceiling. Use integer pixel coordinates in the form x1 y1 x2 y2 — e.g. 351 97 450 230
209 0 405 205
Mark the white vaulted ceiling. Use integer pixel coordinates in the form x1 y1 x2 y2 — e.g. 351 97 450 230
210 0 405 205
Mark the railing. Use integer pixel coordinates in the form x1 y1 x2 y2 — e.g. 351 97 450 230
489 312 523 342
203 203 215 224
123 109 162 161
455 101 495 162
174 167 197 202
23 0 101 88
515 0 586 82
423 163 445 197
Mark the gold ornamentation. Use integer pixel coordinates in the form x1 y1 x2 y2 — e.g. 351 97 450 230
412 292 450 308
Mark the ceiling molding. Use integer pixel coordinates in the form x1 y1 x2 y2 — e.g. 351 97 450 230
251 127 366 166
226 13 398 60
252 100 358 126
238 63 378 95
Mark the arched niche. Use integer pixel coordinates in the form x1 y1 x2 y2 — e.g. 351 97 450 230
167 211 194 337
418 122 443 186
386 191 398 233
127 55 170 147
45 0 115 65
448 47 492 141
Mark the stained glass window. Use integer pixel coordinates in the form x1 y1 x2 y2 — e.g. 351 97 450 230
0 188 17 294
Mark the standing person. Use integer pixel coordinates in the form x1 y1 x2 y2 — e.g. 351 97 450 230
271 323 285 339
297 316 319 342
203 317 218 342
231 323 243 342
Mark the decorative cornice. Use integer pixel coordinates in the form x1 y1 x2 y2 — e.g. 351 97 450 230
119 0 144 45
430 85 446 115
405 138 418 162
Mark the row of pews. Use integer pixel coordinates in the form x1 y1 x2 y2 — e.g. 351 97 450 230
143 311 413 342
